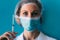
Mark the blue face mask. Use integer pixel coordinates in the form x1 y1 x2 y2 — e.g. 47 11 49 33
19 16 41 32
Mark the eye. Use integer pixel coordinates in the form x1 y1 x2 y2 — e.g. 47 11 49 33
32 11 39 17
23 12 28 16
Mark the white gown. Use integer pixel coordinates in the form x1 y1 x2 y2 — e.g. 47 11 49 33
14 32 56 40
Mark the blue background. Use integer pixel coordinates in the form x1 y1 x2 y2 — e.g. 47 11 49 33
0 0 60 40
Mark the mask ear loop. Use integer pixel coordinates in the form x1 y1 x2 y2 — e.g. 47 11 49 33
40 9 44 24
14 15 22 27
39 0 44 24
12 1 20 32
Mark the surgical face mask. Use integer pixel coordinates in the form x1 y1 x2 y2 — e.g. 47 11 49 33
19 16 41 32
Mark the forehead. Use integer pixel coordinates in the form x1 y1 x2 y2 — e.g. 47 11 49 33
20 3 39 12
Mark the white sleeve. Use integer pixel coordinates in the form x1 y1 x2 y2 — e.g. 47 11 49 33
36 32 57 40
46 36 57 40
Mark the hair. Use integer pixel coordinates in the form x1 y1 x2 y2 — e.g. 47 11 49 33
15 0 42 16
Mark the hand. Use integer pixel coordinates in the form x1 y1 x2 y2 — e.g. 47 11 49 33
0 32 17 40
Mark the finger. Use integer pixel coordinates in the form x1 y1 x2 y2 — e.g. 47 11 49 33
0 35 9 40
0 36 1 40
2 32 14 39
8 32 17 38
11 32 18 38
9 38 13 40
12 32 18 35
2 32 17 39
2 32 12 37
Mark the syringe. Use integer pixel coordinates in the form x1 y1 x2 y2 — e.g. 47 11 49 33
12 15 14 32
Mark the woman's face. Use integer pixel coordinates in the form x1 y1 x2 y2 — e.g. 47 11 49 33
20 3 41 18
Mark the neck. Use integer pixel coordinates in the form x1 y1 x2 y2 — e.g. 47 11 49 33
23 30 40 40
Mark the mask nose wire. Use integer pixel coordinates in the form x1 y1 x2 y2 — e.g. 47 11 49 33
12 1 21 32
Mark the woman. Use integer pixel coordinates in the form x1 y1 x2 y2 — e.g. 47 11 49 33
0 0 56 40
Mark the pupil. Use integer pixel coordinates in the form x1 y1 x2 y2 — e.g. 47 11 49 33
23 12 28 16
32 12 38 17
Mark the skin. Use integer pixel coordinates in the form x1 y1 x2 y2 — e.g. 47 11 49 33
0 3 41 40
0 32 17 40
20 3 40 18
19 3 41 40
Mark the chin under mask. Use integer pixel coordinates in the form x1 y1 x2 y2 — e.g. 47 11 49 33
19 16 41 32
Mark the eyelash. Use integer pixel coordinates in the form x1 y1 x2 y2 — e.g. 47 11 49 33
23 12 39 17
32 12 38 16
23 12 28 16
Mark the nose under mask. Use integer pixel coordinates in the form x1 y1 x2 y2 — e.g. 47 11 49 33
19 16 41 32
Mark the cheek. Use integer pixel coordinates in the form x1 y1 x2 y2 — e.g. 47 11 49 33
15 18 20 24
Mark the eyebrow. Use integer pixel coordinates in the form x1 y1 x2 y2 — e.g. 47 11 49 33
22 10 39 13
31 10 39 13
